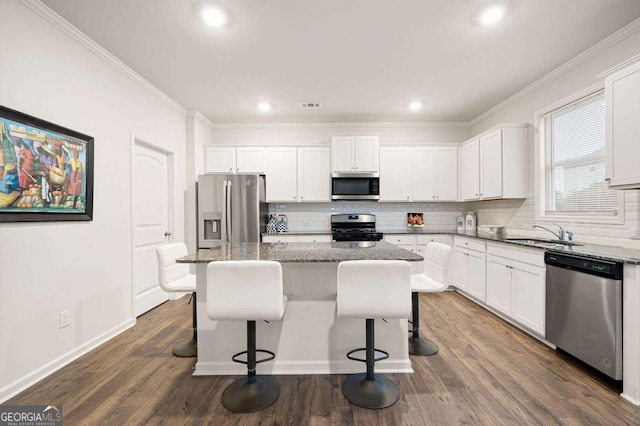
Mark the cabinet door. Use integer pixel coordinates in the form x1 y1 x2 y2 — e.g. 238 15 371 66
435 147 458 201
512 261 545 335
466 250 486 302
354 136 379 172
265 147 297 202
331 137 355 172
452 247 468 291
236 147 265 173
298 147 330 202
605 62 640 188
480 129 503 199
205 147 235 173
486 254 512 315
397 244 416 253
380 147 412 201
412 147 435 201
462 139 480 200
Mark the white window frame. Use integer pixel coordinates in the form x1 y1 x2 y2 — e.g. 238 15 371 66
534 82 624 225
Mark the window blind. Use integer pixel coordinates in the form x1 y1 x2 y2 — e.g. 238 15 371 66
544 90 619 215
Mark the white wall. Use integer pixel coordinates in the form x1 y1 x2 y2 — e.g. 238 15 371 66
469 26 640 248
0 1 187 401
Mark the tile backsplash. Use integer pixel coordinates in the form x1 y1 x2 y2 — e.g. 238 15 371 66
268 191 640 249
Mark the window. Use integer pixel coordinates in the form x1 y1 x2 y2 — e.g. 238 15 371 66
538 89 623 222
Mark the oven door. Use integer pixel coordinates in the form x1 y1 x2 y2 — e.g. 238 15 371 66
331 175 379 200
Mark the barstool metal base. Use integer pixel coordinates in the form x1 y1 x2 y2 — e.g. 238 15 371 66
221 376 281 413
408 336 439 356
342 373 400 409
172 337 197 358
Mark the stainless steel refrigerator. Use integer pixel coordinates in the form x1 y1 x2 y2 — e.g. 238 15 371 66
197 174 267 248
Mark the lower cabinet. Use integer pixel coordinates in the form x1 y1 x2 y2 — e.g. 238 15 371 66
452 237 486 302
262 234 331 243
384 234 453 279
485 243 545 336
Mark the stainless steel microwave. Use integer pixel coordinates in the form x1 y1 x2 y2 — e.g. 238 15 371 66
331 173 380 200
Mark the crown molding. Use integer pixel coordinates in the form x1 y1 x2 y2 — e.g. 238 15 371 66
470 17 640 127
18 0 187 116
596 53 640 79
209 121 471 130
187 111 214 128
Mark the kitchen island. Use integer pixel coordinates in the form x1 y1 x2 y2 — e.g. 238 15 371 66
177 241 423 376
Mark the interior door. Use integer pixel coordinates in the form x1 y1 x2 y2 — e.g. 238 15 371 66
133 142 172 316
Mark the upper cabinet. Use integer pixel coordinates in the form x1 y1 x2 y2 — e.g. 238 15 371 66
461 126 527 201
380 146 457 202
204 146 265 174
603 57 640 189
265 146 330 202
331 136 379 173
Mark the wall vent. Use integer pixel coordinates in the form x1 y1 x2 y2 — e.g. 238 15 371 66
300 102 322 109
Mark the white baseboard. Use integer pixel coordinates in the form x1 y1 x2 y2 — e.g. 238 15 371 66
0 318 136 403
621 393 640 406
193 359 413 376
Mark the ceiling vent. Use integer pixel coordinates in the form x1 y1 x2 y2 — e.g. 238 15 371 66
300 102 322 109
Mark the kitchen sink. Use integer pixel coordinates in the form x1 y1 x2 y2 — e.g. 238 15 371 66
503 238 583 247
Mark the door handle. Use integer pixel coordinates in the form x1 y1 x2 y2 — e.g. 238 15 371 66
227 180 233 242
164 231 172 237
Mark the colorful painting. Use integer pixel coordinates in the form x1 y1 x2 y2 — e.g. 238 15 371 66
407 212 424 227
0 105 93 222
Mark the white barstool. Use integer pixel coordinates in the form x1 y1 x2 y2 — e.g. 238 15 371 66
156 243 197 357
409 242 452 356
337 260 411 409
207 260 287 413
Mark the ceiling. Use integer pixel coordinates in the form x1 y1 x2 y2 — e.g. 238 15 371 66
41 0 640 123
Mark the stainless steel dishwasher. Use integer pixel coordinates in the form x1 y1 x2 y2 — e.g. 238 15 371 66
545 252 623 380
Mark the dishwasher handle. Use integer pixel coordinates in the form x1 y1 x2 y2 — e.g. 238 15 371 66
544 252 622 280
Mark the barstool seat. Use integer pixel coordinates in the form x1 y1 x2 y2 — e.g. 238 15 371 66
207 260 287 413
156 243 197 358
409 242 452 356
337 260 411 409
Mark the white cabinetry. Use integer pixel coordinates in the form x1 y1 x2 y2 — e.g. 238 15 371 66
461 126 527 200
380 146 457 202
452 237 486 301
603 58 640 189
265 147 330 203
331 136 379 173
263 234 331 243
486 242 545 335
204 146 266 173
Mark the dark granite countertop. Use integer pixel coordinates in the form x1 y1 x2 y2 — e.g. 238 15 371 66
384 230 640 264
177 241 424 264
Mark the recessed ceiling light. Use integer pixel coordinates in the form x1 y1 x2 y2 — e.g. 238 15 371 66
478 5 506 25
257 102 272 112
409 101 423 111
201 5 228 28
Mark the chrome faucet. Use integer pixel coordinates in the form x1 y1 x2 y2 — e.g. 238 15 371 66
532 223 565 241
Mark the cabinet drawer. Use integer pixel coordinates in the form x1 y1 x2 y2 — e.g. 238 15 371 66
262 235 299 243
417 235 453 246
298 235 332 243
384 235 417 245
454 236 486 252
486 242 544 267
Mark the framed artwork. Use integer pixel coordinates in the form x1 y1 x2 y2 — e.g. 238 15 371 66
0 105 94 222
407 212 424 227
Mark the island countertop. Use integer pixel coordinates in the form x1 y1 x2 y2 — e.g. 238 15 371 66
176 241 424 264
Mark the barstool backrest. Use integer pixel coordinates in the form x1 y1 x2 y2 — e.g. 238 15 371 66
423 242 452 284
337 260 411 319
156 243 196 292
207 260 285 321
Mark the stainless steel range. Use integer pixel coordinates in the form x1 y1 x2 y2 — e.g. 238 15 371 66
331 214 383 242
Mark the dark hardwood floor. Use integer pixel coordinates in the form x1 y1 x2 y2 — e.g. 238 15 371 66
8 292 640 425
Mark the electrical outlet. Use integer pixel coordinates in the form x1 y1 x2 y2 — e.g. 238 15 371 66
59 310 70 329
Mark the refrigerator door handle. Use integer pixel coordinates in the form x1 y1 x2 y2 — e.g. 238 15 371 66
227 180 232 242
